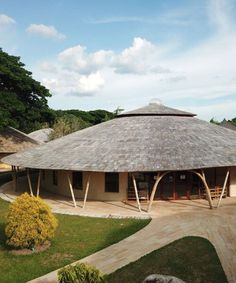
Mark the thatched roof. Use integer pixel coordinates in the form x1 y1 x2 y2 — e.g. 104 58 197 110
219 119 236 131
2 103 236 172
28 128 54 143
119 102 195 117
0 127 40 154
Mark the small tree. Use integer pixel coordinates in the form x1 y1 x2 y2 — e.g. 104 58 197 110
5 193 58 249
50 114 86 140
113 107 124 117
209 118 220 125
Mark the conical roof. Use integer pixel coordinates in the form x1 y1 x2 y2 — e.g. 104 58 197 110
119 102 195 117
0 127 40 153
2 103 236 172
28 128 54 143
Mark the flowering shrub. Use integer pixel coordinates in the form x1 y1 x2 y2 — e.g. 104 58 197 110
5 192 58 249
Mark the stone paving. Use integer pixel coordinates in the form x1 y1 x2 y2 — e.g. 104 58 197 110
0 181 235 283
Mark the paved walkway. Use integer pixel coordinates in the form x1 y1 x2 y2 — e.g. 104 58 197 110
1 180 235 282
28 197 236 283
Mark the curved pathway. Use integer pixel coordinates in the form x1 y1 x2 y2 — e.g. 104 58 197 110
28 197 236 283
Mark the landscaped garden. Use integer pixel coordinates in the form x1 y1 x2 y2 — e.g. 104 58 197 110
0 196 150 283
106 236 228 283
0 174 228 283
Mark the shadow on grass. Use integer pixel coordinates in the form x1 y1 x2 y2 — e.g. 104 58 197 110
106 236 228 283
0 222 9 251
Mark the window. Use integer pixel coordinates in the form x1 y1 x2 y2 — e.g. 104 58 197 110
105 173 119 193
73 171 83 190
177 172 187 181
52 170 58 186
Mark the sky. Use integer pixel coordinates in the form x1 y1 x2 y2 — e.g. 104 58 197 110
1 0 236 120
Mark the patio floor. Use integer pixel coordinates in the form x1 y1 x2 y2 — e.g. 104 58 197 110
0 180 235 219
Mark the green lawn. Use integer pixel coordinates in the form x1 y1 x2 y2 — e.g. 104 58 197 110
106 236 228 283
0 196 150 283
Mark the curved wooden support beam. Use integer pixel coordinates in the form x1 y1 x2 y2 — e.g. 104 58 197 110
191 169 213 209
131 174 142 212
27 169 34 196
36 170 42 197
217 169 229 208
83 173 91 209
66 172 77 208
148 171 170 213
11 166 17 192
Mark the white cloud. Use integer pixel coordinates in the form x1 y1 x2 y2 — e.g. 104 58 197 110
34 0 236 120
37 28 236 109
77 72 105 94
88 9 196 27
49 37 170 76
40 70 105 97
208 0 234 33
113 37 170 74
58 45 113 74
88 16 150 24
186 99 236 121
26 24 66 40
0 14 15 26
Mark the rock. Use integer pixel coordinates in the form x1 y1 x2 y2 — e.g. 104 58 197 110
142 274 186 283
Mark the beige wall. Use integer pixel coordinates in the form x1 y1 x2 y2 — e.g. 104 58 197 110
41 170 128 201
41 167 236 200
230 167 236 197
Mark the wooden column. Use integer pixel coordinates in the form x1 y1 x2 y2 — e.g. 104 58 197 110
27 169 34 196
66 172 77 207
148 172 169 213
36 170 42 197
191 170 213 209
217 169 230 208
83 173 91 209
131 174 142 212
15 166 19 192
11 166 17 192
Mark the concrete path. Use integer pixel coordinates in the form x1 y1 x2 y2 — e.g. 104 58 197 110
29 198 236 283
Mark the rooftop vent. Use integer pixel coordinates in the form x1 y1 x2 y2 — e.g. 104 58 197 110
149 98 162 105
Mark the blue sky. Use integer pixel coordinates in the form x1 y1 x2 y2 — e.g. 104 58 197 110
1 0 236 120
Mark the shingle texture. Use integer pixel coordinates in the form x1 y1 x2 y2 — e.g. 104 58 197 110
119 103 195 117
0 127 40 153
28 128 54 143
2 104 236 172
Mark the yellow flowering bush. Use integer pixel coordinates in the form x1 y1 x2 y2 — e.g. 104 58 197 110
5 192 58 249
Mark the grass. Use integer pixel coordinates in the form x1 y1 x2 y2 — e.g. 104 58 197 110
0 174 150 283
106 236 228 283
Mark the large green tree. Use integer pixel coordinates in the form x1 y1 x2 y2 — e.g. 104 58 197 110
0 49 55 133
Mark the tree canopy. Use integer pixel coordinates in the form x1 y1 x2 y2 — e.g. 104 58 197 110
0 49 55 133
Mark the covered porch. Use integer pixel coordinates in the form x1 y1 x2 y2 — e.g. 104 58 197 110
1 166 234 218
2 179 236 218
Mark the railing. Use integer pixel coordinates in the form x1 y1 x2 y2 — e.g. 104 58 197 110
209 187 227 199
127 187 149 201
